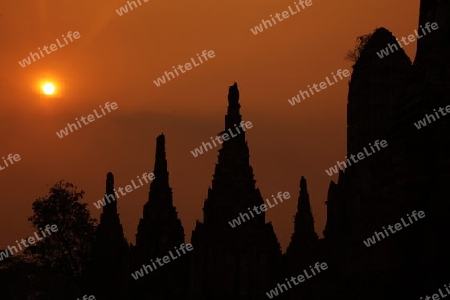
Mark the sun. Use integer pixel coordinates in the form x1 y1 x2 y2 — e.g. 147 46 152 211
42 83 55 95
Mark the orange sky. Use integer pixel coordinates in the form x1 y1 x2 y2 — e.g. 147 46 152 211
0 0 420 250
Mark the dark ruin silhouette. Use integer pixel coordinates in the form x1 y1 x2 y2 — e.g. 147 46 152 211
2 0 450 299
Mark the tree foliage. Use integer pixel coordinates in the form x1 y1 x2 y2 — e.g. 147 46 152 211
26 180 97 279
345 33 373 63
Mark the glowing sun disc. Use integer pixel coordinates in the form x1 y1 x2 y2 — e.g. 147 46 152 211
42 83 55 95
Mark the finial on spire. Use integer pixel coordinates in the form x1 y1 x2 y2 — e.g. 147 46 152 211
107 172 114 186
300 176 306 190
227 82 240 112
153 134 169 186
157 134 165 145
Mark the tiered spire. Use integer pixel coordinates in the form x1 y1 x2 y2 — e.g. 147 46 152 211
98 172 127 244
150 134 170 202
135 134 184 248
102 172 118 215
131 134 186 299
286 176 318 255
204 83 261 227
225 82 242 128
87 172 129 300
189 83 281 300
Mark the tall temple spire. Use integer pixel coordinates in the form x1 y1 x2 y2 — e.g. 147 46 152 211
148 133 171 205
131 134 186 299
226 82 241 121
189 83 281 300
98 172 126 238
205 82 259 226
286 176 318 256
103 172 117 216
222 82 246 150
136 133 183 247
86 172 129 300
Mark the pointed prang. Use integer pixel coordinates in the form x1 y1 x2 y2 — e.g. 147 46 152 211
153 134 169 188
286 176 318 255
299 176 310 210
106 172 114 193
225 82 243 135
297 176 314 223
227 82 240 110
104 172 117 215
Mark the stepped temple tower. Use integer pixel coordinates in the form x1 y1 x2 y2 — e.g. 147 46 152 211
284 176 321 300
285 176 318 260
131 134 187 300
87 172 130 300
189 83 281 300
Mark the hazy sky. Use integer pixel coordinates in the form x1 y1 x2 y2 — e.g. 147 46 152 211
0 0 420 250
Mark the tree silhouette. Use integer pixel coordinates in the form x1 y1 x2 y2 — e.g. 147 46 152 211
345 32 373 63
26 180 96 281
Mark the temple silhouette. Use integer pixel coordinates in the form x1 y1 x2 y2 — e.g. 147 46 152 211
2 0 449 299
84 1 450 298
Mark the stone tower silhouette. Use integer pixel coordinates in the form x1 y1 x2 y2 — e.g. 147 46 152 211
131 134 187 300
88 172 129 300
283 176 320 300
345 27 411 239
286 176 318 257
321 2 450 298
189 83 281 300
391 0 450 296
